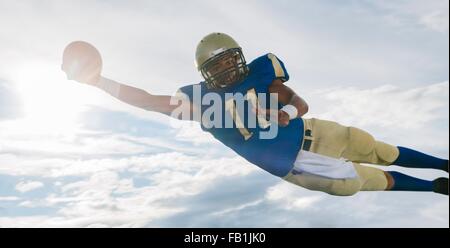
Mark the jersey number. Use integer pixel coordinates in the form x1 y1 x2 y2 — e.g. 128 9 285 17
225 89 270 140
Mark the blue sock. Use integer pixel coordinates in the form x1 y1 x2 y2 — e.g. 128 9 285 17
392 146 448 172
388 171 433 192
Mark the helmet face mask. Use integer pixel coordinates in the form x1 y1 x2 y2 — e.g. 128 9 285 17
195 33 249 90
200 48 249 89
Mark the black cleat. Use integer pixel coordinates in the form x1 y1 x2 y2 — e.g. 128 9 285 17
433 178 449 195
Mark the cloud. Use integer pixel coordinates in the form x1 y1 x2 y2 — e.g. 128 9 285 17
419 200 450 225
309 81 449 129
209 199 264 217
366 0 449 33
420 10 450 33
301 81 449 158
15 181 44 193
265 182 323 210
0 152 258 227
0 80 23 120
0 196 20 201
0 110 260 227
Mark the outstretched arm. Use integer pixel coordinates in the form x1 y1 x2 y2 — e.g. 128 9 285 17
61 41 196 120
93 77 189 117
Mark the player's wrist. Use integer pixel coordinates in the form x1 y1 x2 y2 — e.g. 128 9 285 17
88 75 102 87
280 104 298 120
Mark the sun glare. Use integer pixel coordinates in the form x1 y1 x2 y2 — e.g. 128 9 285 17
10 59 98 134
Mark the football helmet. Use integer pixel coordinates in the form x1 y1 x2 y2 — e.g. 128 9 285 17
195 33 249 89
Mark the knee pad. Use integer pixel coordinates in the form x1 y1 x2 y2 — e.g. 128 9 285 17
374 141 400 164
328 180 360 196
348 127 376 155
353 163 389 190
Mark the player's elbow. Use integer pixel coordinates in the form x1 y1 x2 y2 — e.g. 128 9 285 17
299 102 309 116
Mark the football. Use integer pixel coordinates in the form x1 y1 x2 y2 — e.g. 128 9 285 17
62 41 102 85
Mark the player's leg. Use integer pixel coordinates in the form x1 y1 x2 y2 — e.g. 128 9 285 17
283 163 389 196
283 169 362 196
392 147 448 172
302 118 397 164
355 164 448 195
284 163 449 195
384 171 449 195
303 118 448 172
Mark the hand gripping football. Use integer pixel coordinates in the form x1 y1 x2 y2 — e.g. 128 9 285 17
62 41 102 85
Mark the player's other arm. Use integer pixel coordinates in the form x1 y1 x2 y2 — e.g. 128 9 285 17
268 79 309 117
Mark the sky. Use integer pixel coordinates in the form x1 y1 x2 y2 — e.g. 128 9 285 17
0 0 448 227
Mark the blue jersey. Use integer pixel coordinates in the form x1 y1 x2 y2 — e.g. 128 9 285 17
177 54 304 177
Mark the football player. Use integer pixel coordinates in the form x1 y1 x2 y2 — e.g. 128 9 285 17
62 33 448 196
